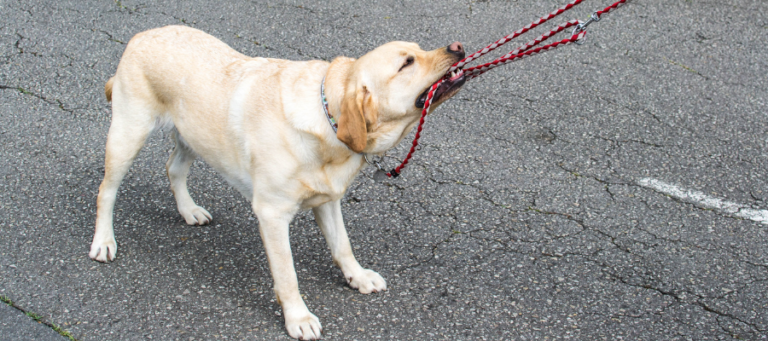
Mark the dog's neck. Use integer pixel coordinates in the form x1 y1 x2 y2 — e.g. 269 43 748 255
314 57 367 171
322 57 369 155
322 57 354 135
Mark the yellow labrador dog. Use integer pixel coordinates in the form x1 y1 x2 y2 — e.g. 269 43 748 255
90 25 465 339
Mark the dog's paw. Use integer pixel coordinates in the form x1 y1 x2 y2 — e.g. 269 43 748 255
179 205 212 225
346 269 387 294
284 309 322 340
89 238 117 263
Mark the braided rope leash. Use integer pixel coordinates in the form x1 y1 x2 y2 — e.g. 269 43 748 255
371 0 629 181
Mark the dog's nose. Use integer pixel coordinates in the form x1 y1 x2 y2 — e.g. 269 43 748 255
448 41 463 53
447 41 465 58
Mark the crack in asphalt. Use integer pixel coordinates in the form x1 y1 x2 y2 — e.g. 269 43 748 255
605 272 766 334
0 84 81 113
92 29 125 44
13 33 43 57
592 135 666 149
113 0 145 14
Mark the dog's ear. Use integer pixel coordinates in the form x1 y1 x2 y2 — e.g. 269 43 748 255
338 85 375 153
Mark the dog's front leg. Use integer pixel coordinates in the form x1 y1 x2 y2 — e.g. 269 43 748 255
254 204 322 340
313 200 387 294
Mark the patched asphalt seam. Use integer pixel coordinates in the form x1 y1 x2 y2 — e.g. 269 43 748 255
0 295 78 341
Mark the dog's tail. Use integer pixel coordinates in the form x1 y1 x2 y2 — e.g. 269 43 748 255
105 77 115 102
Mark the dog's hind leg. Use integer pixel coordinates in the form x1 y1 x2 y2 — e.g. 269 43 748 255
166 131 212 225
90 80 157 263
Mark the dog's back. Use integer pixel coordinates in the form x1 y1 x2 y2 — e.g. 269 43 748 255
109 25 247 110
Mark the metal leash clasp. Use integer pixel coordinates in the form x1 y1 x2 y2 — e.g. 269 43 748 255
364 154 390 181
572 11 600 45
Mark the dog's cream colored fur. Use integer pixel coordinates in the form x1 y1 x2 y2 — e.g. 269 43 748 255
90 25 463 340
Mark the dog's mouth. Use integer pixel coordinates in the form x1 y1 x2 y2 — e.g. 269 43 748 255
415 68 466 108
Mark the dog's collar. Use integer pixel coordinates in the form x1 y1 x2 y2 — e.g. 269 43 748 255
320 77 396 179
320 77 338 133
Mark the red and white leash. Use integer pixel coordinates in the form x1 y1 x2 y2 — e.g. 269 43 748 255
370 0 629 180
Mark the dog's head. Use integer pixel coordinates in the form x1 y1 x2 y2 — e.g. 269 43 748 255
335 41 465 153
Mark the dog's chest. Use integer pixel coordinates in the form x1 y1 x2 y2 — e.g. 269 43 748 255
296 157 364 210
300 193 334 210
297 180 346 210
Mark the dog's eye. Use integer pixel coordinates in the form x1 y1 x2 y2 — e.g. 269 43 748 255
399 56 414 72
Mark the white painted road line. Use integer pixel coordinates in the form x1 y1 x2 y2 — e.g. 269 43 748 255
638 178 768 225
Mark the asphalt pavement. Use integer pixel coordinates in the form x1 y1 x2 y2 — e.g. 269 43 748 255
1 0 767 340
